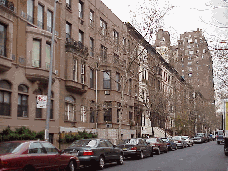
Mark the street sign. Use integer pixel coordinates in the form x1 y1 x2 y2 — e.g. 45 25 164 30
37 95 47 108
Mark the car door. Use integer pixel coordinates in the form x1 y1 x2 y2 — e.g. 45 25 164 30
138 139 146 154
97 140 110 161
41 142 67 171
28 142 50 170
105 140 118 160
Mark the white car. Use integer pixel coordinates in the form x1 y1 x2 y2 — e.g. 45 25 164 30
181 136 194 146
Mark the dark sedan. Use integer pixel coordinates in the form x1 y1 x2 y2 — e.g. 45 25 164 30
0 140 79 171
146 138 168 154
161 137 177 151
63 139 123 170
117 138 153 159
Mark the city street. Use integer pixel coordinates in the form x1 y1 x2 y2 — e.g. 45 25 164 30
80 141 228 171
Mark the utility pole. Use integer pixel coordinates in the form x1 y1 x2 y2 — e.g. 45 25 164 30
45 0 57 142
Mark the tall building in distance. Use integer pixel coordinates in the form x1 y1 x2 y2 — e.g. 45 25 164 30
176 28 214 103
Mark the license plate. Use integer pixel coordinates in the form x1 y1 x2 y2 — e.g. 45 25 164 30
123 148 127 151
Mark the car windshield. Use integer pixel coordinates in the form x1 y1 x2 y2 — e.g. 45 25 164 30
120 139 138 145
0 142 23 154
173 136 181 140
146 138 157 143
218 131 223 135
70 139 97 147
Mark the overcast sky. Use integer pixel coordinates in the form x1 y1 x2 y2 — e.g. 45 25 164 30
101 0 228 112
101 0 228 46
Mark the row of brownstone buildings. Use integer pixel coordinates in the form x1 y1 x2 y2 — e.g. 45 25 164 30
0 0 215 146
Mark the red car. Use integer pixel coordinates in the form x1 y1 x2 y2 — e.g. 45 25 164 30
145 138 168 155
0 140 80 171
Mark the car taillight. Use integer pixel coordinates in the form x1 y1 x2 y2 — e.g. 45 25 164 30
178 141 181 143
167 143 170 145
83 150 94 156
131 146 137 150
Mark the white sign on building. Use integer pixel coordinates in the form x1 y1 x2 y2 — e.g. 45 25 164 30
37 95 47 108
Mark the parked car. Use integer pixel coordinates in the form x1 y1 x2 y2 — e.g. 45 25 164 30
192 136 204 143
0 140 80 171
172 136 187 148
117 138 153 159
224 137 228 156
181 136 194 147
196 133 208 143
146 138 168 154
63 139 123 170
216 130 224 144
160 137 177 151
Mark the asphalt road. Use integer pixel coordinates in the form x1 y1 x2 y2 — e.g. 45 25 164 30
80 141 228 171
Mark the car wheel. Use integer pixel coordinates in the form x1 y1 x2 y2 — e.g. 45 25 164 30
150 149 154 157
225 152 228 156
117 154 124 165
157 149 160 155
164 146 168 153
66 161 76 171
139 151 144 159
97 156 105 170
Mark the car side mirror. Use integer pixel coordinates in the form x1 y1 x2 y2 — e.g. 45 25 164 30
113 145 117 148
59 150 64 154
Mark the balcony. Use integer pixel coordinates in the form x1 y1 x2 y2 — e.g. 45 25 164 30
25 67 55 84
65 38 89 58
0 0 15 12
65 80 88 94
0 55 12 72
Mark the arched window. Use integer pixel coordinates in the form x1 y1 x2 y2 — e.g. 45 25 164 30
65 96 75 122
18 84 29 117
0 80 11 116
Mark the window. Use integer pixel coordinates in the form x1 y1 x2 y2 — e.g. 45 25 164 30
50 100 54 119
79 30 84 44
189 50 194 55
45 43 51 70
90 37 94 57
47 10 53 33
104 101 112 122
0 23 7 57
103 71 111 89
116 72 120 91
129 79 132 95
129 111 133 120
27 0 34 23
79 0 83 19
35 89 42 118
66 0 71 8
17 85 28 118
65 96 75 121
81 106 86 122
100 18 107 36
90 68 94 88
41 142 58 154
32 40 41 68
117 102 121 123
66 22 71 39
113 30 119 50
0 80 11 116
188 73 192 77
81 63 85 84
37 4 44 29
101 45 107 62
29 142 45 154
114 53 119 64
90 107 95 123
73 59 78 81
123 37 126 52
89 10 94 26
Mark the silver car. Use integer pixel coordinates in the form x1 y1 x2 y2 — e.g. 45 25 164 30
172 136 187 148
181 136 194 147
